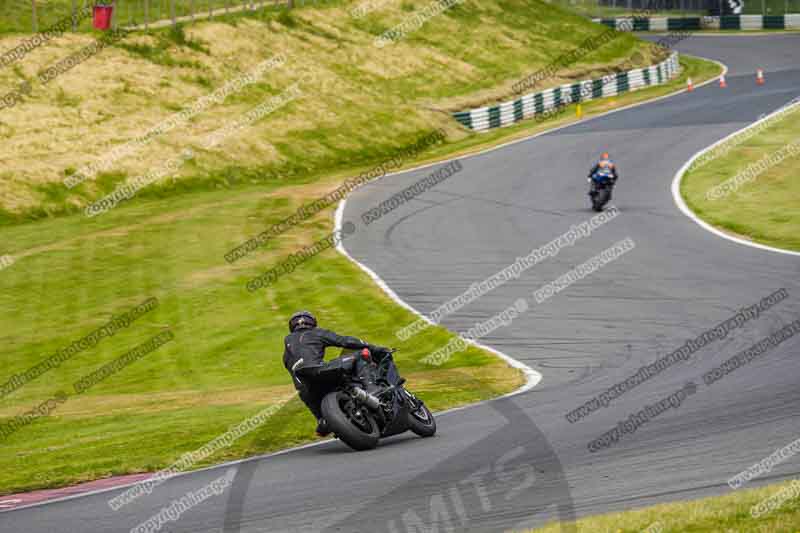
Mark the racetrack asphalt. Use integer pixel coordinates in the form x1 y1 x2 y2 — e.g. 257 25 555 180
2 34 799 533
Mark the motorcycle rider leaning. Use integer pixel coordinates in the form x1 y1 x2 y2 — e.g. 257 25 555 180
283 310 390 437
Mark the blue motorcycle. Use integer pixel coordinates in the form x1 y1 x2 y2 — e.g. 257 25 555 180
588 169 615 212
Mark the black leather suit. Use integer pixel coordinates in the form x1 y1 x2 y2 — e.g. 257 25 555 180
283 327 382 419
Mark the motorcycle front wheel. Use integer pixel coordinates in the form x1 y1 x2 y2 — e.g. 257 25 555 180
403 389 437 438
592 188 610 211
322 391 380 451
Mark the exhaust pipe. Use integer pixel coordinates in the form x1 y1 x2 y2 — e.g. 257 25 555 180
352 388 381 410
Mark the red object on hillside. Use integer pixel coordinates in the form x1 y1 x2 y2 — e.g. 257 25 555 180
93 4 113 30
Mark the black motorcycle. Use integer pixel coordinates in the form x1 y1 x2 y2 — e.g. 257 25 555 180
301 348 436 450
588 173 615 212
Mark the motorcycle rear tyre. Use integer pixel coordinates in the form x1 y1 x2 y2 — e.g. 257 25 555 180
322 391 380 451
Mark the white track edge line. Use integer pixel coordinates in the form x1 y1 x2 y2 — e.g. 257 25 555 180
1 52 725 516
334 201 543 396
671 96 800 257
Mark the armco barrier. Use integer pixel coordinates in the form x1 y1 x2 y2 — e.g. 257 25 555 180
595 15 800 31
453 52 680 132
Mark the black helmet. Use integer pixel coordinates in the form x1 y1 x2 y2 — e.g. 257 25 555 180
289 311 317 332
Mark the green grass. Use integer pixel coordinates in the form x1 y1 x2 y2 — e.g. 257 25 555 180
528 479 800 532
743 0 800 14
0 177 523 494
545 0 705 19
115 24 210 67
0 0 287 35
681 103 800 251
0 0 722 497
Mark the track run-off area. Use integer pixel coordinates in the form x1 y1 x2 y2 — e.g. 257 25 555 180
2 34 799 533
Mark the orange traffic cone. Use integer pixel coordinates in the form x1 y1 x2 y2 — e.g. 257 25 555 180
756 69 765 85
719 74 727 88
687 77 694 92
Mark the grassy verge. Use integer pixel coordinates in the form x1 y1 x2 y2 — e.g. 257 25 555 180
528 478 800 532
0 0 720 496
543 0 705 19
681 102 800 251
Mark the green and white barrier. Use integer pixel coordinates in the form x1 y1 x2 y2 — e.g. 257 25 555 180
717 14 800 29
453 52 680 132
596 16 701 31
593 15 800 31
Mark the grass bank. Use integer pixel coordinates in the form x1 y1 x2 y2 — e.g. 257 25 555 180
0 0 720 496
529 478 800 532
545 1 704 19
0 0 664 220
680 101 800 252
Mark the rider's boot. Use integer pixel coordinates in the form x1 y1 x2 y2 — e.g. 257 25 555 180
316 418 331 437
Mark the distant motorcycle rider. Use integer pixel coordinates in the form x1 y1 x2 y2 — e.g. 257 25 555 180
588 152 619 187
283 311 390 436
587 152 618 207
